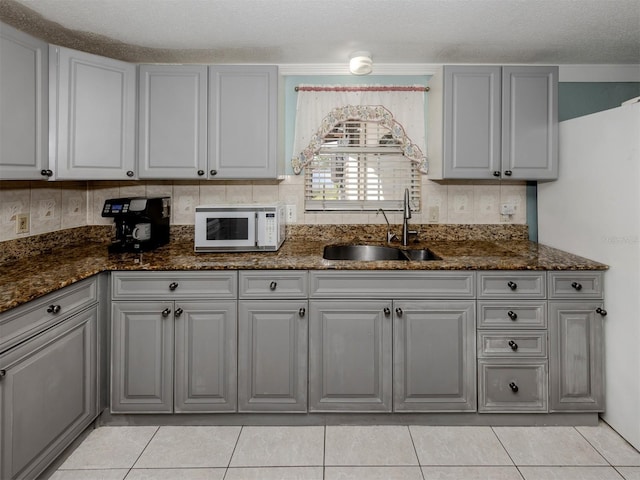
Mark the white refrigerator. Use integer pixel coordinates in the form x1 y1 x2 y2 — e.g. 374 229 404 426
538 102 640 450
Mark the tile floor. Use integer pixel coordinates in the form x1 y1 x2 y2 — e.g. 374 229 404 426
50 421 640 480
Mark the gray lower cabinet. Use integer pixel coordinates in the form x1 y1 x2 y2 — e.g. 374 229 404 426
309 300 393 412
0 306 98 480
111 300 237 413
393 301 476 412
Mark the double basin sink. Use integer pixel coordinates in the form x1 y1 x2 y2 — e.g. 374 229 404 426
323 244 440 262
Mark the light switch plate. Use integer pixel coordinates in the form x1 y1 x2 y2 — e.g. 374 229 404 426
286 204 297 223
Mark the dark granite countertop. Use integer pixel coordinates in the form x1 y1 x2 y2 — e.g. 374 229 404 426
0 224 607 314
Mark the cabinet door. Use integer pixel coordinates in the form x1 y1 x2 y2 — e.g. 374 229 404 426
111 301 173 413
208 65 278 179
0 307 97 480
138 65 208 179
174 301 237 412
0 23 49 180
238 300 308 412
50 46 136 180
549 301 604 411
394 301 476 411
442 66 501 179
309 300 392 412
501 66 558 180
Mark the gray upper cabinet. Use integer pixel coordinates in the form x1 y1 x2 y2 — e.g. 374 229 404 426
49 45 136 180
428 65 558 180
138 65 208 179
208 65 280 179
0 23 49 180
393 300 476 412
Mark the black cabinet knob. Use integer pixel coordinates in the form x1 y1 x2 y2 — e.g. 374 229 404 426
509 382 519 393
161 308 171 317
197 170 205 176
299 307 306 317
395 307 403 317
41 169 53 177
174 308 184 318
210 169 218 176
47 304 61 314
493 171 501 177
507 310 518 321
126 170 135 177
383 307 391 316
0 369 6 379
508 340 518 351
169 282 179 291
504 170 513 176
269 281 277 290
596 307 608 317
571 282 583 291
507 281 517 291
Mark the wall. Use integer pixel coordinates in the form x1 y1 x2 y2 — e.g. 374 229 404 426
559 82 640 121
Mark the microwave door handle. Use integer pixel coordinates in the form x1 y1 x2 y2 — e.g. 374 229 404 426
255 213 259 247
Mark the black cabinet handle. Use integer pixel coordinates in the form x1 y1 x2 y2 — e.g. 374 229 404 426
0 369 6 379
47 304 61 314
383 307 391 316
197 170 205 176
508 340 518 351
596 307 608 317
174 308 184 318
504 170 513 176
161 308 171 317
571 282 583 291
299 307 306 317
507 310 518 321
507 281 517 291
509 382 519 393
126 170 135 177
269 281 277 291
169 282 179 291
493 171 501 177
210 169 218 176
395 307 403 317
41 169 53 177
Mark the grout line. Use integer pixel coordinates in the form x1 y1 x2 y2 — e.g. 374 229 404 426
124 425 161 477
222 425 244 479
490 425 525 479
406 425 426 480
573 425 614 467
323 424 326 480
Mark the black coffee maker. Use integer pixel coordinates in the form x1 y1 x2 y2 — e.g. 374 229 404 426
102 197 171 253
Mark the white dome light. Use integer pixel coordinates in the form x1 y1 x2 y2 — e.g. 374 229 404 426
349 51 373 75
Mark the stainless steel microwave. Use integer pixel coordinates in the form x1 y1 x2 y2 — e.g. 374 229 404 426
194 204 286 252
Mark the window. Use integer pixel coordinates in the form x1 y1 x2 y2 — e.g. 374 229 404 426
304 119 421 211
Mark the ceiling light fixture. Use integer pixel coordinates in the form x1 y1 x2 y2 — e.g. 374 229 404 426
349 51 373 75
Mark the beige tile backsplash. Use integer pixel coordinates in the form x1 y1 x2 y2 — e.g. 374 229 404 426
0 177 527 241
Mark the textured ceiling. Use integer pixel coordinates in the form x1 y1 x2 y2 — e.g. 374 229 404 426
1 0 639 65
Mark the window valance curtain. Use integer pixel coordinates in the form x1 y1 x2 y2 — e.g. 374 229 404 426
291 85 428 174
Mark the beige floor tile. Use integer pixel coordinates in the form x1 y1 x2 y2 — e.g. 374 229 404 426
618 466 640 480
225 466 324 479
519 466 624 479
229 426 324 467
325 426 419 466
421 466 524 479
125 469 226 480
577 422 640 466
493 427 608 466
325 466 424 479
410 426 512 466
49 470 128 480
134 426 241 468
59 426 159 470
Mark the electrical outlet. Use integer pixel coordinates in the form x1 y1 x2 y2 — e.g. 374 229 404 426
500 204 516 216
428 206 439 223
16 213 29 234
285 204 297 223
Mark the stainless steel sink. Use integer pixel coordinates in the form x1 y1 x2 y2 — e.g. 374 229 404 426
323 244 440 261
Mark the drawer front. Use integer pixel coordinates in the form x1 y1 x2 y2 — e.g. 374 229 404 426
111 271 237 300
478 360 548 412
239 271 308 298
478 272 546 299
0 276 98 352
477 331 547 358
548 271 604 299
310 271 475 298
477 301 547 329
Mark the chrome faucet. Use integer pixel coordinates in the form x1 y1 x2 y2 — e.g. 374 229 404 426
402 188 418 246
377 208 398 243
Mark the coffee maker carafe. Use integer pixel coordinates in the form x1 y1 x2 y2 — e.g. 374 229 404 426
102 197 170 253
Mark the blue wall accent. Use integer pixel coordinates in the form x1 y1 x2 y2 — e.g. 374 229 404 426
559 82 640 122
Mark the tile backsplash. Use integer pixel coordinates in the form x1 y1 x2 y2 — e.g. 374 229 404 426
0 176 527 242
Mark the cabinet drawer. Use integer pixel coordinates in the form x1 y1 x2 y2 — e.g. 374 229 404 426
548 271 604 299
478 331 547 358
239 271 307 298
477 272 546 299
310 271 475 299
111 271 237 300
0 276 98 352
477 301 546 329
478 360 548 412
